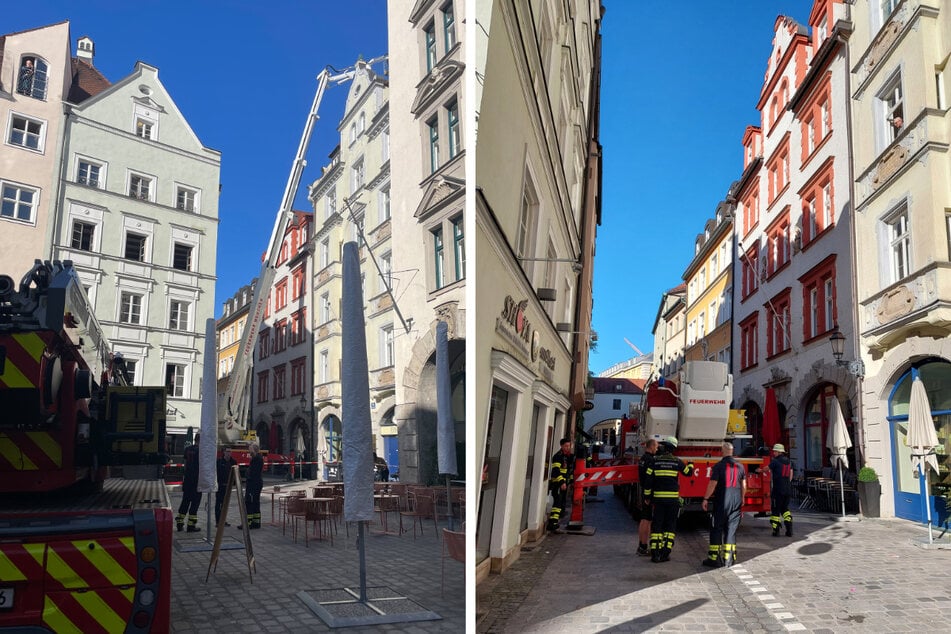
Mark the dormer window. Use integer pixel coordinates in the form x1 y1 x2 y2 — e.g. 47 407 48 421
135 118 153 139
16 56 48 100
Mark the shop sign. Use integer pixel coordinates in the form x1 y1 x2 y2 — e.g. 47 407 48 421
496 295 536 360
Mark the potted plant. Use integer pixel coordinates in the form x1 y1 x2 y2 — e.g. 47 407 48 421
857 466 881 518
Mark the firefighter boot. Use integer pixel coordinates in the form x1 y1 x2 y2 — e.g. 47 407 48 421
770 514 781 536
784 512 793 537
702 544 721 568
722 543 736 568
186 514 200 532
176 513 185 532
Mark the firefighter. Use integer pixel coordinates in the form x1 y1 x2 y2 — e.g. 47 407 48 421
636 438 658 556
768 443 793 536
701 441 747 567
548 437 574 532
242 442 264 529
215 447 237 526
177 435 202 532
645 436 693 563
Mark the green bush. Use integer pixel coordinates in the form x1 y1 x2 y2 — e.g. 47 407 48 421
858 466 879 483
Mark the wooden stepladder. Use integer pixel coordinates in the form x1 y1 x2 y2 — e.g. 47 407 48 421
206 464 256 582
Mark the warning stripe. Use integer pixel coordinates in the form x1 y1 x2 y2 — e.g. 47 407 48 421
0 543 46 582
47 539 136 591
0 333 44 389
0 431 61 471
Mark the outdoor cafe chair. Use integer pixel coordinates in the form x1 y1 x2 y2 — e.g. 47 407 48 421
399 492 437 539
285 496 308 543
441 527 465 597
281 491 306 535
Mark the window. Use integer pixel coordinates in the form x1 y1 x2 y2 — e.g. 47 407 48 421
78 160 102 187
433 227 445 290
119 292 143 324
447 100 460 159
765 290 791 357
176 187 197 212
291 266 305 300
351 158 365 193
887 205 910 282
172 243 193 271
165 364 186 398
766 138 790 204
380 325 395 367
382 130 390 162
425 22 437 72
71 221 95 251
325 187 336 219
318 350 329 384
320 293 331 324
291 358 306 396
443 2 456 51
349 123 357 145
168 300 190 331
290 309 306 346
379 187 391 222
16 57 48 99
352 213 365 245
129 174 152 201
427 117 440 174
800 255 837 341
800 159 835 245
881 0 899 22
135 118 153 139
275 279 288 310
766 211 791 276
124 232 147 262
273 365 286 400
274 319 288 353
881 73 904 144
380 252 392 292
258 329 271 360
741 244 759 299
698 312 706 339
740 313 759 370
358 112 366 135
9 115 44 151
257 370 269 403
742 191 759 236
517 176 538 258
320 238 330 268
452 215 465 282
122 359 138 386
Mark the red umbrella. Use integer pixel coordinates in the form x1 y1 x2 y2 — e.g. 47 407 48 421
762 388 780 449
269 420 279 453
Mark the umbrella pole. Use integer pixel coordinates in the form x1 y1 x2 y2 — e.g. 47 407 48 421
445 475 454 532
926 466 934 544
838 463 846 517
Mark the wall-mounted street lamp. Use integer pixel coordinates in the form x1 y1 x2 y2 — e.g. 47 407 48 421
518 256 583 274
829 327 865 378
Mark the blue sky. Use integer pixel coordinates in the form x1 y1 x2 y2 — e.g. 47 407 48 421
589 1 812 374
7 1 388 310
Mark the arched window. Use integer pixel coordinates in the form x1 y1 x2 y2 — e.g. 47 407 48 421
803 383 854 472
323 415 342 462
16 56 49 100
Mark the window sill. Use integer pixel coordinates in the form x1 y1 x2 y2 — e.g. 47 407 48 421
801 223 835 252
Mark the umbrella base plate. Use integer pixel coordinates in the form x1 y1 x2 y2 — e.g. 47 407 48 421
298 587 441 627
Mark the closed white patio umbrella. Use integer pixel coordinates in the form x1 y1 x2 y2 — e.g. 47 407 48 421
908 376 940 543
826 397 851 517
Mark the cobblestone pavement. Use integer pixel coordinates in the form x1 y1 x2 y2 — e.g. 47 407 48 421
169 481 465 633
477 491 951 633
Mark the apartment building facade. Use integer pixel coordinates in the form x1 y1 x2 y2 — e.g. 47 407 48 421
50 51 219 441
653 283 687 383
307 59 394 475
847 0 951 522
731 3 856 464
475 0 603 580
388 0 467 486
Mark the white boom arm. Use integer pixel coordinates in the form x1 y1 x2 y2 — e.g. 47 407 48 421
219 61 381 443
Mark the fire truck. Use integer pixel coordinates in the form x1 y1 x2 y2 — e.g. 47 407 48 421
0 260 171 632
568 361 772 531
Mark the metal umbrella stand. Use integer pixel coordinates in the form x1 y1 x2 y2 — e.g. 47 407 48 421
908 376 940 543
826 398 852 517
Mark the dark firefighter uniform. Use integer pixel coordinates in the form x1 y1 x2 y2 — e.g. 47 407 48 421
704 455 746 567
638 450 654 524
548 442 575 531
215 451 237 525
645 440 693 562
769 448 793 536
177 441 201 532
245 451 264 529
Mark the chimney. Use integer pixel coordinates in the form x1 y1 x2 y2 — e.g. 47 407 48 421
76 36 95 65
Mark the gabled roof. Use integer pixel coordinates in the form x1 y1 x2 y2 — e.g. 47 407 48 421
592 377 645 396
68 57 111 103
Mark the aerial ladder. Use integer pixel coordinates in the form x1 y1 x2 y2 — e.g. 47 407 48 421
219 57 387 444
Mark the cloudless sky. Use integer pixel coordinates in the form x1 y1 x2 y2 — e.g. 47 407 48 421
590 1 812 374
6 1 388 311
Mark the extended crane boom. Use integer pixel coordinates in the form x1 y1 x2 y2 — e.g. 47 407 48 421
220 59 386 443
